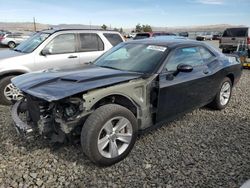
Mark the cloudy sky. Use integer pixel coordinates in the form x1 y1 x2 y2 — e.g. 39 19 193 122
0 0 249 28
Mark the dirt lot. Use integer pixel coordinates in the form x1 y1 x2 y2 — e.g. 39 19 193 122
0 41 249 187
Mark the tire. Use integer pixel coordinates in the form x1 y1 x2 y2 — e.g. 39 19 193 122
0 76 23 105
81 104 138 166
209 77 232 110
8 41 16 48
248 49 250 58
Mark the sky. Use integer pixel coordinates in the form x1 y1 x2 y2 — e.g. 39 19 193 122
0 0 249 28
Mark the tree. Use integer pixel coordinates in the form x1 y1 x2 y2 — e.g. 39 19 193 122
101 24 107 30
135 24 142 32
142 24 152 32
113 27 119 31
135 24 152 32
119 27 123 34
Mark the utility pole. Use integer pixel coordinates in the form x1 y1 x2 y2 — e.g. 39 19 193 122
33 17 37 32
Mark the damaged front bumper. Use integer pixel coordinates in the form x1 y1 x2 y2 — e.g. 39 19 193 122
11 100 34 136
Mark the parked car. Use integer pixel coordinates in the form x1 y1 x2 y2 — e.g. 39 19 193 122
0 33 30 48
11 39 242 166
196 32 213 41
0 29 124 105
220 27 250 57
212 33 222 40
133 32 176 40
178 32 189 37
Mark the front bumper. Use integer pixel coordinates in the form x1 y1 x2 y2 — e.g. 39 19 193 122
11 100 33 136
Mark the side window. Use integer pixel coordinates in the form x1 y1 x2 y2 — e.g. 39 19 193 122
165 47 203 71
79 33 104 52
199 47 215 62
103 33 123 46
44 34 76 54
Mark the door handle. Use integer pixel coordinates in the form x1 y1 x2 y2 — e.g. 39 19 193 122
68 55 78 59
232 38 235 40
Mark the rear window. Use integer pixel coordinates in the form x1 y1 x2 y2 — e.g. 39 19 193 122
79 33 104 52
223 28 248 37
152 33 176 37
103 33 123 46
134 33 150 39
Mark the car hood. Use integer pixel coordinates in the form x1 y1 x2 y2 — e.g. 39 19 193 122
12 65 143 102
0 49 24 60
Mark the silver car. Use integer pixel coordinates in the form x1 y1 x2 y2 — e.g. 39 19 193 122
0 29 124 105
0 33 30 48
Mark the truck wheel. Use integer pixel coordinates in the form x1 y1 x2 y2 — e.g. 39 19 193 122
208 77 232 110
8 41 16 48
81 104 138 166
0 76 23 105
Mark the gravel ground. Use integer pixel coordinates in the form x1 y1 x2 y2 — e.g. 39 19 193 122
0 70 249 188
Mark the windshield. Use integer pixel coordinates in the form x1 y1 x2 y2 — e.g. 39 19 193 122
14 32 50 53
134 33 150 40
94 43 167 73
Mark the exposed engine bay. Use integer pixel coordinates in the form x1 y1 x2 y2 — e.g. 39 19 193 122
13 95 87 143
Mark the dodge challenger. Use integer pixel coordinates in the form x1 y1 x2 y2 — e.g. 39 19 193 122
11 39 242 166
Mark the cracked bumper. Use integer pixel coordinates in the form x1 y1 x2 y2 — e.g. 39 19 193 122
11 100 33 136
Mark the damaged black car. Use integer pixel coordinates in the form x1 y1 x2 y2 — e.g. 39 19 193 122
11 39 242 166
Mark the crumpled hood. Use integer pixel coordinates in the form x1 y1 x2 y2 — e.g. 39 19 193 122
0 49 24 60
12 65 142 102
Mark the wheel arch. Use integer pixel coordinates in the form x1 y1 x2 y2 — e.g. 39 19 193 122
226 73 234 86
90 94 139 118
0 70 27 81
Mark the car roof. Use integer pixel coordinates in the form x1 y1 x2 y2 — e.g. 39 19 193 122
40 28 121 34
126 38 207 48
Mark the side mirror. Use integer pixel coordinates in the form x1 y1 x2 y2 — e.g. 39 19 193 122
177 64 193 73
41 49 51 56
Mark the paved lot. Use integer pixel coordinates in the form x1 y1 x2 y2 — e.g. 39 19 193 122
0 40 249 187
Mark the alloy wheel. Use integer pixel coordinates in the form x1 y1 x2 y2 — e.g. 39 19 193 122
97 116 133 158
4 83 23 101
219 82 231 106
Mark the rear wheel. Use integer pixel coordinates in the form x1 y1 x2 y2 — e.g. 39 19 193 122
209 77 232 110
81 104 138 166
0 76 23 105
8 41 16 48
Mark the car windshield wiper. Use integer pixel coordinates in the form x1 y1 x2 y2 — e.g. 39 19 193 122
13 49 23 53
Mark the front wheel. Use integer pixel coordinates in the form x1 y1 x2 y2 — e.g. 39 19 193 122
209 77 232 110
0 76 23 105
8 41 16 48
81 104 138 166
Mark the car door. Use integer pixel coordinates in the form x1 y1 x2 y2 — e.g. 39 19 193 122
77 33 105 65
13 34 23 44
34 33 80 71
156 46 214 123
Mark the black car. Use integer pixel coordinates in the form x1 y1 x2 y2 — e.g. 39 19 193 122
11 39 242 166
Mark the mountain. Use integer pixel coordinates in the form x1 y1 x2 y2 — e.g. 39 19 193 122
0 22 247 33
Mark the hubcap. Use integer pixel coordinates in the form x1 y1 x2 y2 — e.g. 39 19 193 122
4 83 23 101
219 82 231 106
9 43 15 48
97 116 133 158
